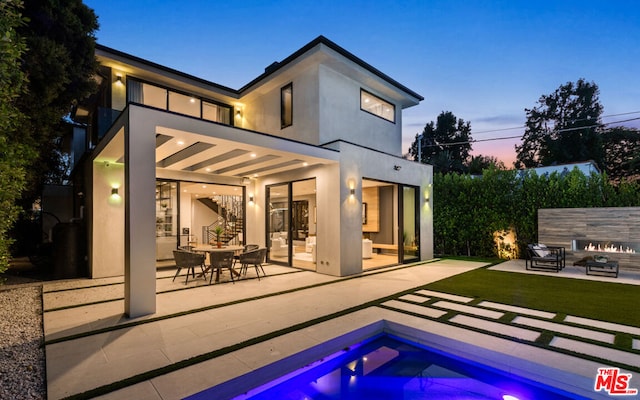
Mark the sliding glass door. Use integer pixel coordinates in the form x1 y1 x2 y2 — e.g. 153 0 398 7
400 185 419 263
266 179 316 270
266 183 290 264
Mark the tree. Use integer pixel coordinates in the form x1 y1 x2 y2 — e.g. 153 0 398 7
409 111 472 174
16 0 99 199
515 79 604 169
466 155 505 175
601 127 640 183
0 0 33 272
8 0 99 259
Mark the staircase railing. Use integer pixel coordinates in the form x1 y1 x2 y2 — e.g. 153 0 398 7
202 195 244 245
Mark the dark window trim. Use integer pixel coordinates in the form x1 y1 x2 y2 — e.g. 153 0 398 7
126 76 234 125
281 82 293 129
360 88 396 124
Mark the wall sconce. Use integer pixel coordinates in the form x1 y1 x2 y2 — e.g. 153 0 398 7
393 165 401 171
109 185 121 204
348 179 356 198
242 177 250 185
115 75 123 85
249 194 254 203
236 108 242 118
425 192 429 202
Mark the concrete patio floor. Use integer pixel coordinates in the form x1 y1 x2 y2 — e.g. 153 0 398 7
43 260 640 399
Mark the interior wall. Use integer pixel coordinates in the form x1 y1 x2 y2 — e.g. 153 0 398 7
369 185 394 244
192 199 219 244
362 186 379 233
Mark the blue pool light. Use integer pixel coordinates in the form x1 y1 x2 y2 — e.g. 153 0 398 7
503 395 521 400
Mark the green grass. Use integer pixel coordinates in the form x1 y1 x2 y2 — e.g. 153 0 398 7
424 265 640 327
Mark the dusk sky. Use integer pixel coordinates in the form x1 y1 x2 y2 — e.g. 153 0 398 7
83 0 640 167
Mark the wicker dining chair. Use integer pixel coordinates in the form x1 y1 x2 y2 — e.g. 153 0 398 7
172 250 206 284
208 250 236 284
238 248 267 280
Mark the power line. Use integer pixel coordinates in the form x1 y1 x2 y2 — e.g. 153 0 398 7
419 116 640 148
470 110 640 136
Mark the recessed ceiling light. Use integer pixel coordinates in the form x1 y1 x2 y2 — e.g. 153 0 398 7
303 162 308 166
202 185 207 188
205 168 211 172
177 140 185 146
253 173 258 177
189 97 196 103
250 153 256 158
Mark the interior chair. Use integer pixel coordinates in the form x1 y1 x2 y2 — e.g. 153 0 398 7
208 250 236 284
172 250 206 284
238 248 267 280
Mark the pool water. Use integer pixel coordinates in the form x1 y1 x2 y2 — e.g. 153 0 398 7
229 335 585 400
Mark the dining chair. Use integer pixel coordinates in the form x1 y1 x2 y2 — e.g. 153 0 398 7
233 244 260 267
238 248 267 280
208 250 236 284
172 250 206 284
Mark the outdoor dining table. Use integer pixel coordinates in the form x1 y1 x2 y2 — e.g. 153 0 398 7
192 245 244 282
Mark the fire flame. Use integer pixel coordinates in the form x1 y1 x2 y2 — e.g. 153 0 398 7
584 243 636 254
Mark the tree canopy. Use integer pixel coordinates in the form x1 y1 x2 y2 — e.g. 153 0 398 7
515 79 604 169
409 111 472 174
601 127 640 183
17 0 99 197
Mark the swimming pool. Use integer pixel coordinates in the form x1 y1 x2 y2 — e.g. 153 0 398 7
189 335 587 399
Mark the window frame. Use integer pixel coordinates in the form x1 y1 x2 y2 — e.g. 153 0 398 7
126 77 233 125
281 82 293 129
360 88 396 124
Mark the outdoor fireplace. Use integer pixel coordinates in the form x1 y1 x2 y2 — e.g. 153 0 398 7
572 239 638 254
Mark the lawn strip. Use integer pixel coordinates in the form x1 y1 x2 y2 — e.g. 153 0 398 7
424 267 639 327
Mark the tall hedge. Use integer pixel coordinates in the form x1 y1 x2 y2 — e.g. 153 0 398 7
0 0 32 272
433 168 640 258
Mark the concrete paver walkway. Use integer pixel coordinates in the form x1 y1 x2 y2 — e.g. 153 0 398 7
43 260 640 399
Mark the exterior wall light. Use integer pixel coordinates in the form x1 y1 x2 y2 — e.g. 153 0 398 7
115 75 123 85
393 165 401 171
348 179 356 198
249 194 254 203
111 187 119 196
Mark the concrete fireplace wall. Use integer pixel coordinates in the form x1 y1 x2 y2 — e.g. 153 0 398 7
538 207 640 270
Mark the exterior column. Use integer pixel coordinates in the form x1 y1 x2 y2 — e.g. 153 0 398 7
124 109 156 317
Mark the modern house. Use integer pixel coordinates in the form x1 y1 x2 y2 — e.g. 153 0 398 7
70 35 433 317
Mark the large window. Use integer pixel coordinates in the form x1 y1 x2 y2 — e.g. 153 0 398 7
360 89 395 123
281 83 292 128
127 79 232 125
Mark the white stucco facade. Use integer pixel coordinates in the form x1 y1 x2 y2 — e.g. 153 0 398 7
79 36 432 317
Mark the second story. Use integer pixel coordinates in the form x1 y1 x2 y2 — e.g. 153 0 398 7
74 36 423 157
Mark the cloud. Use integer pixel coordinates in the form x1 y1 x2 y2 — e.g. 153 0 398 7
473 114 524 126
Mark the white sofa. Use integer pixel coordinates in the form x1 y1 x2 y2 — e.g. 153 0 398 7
305 236 316 253
270 237 287 257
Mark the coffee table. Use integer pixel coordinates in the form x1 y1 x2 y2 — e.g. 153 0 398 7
584 259 619 278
